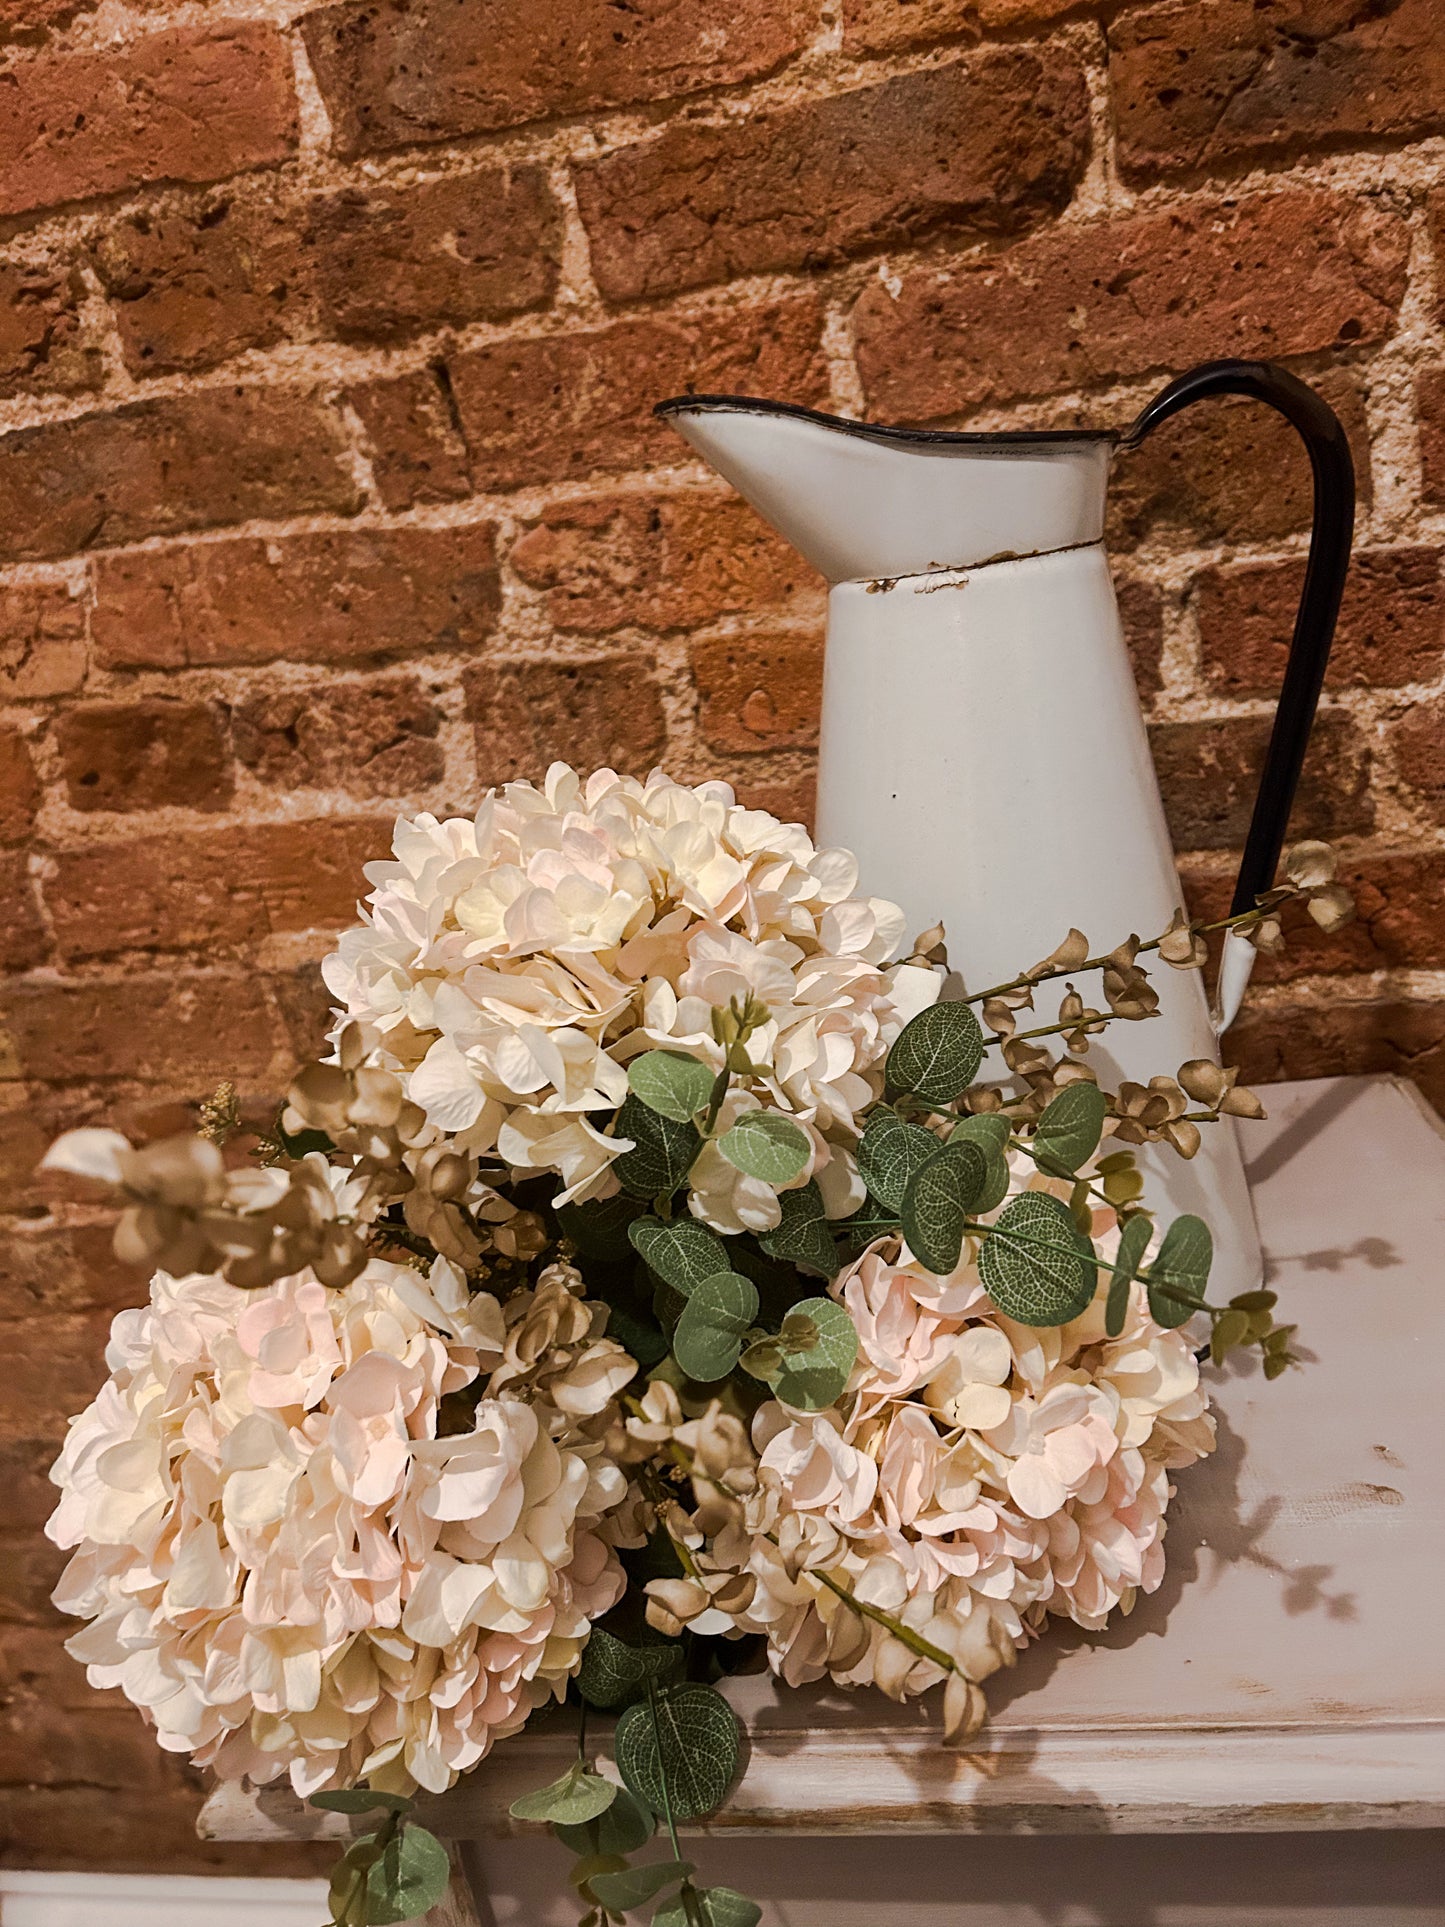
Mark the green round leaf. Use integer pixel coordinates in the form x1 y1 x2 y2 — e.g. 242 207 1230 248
979 1191 1098 1328
757 1180 840 1280
311 1790 413 1815
614 1684 741 1824
718 1111 812 1185
590 1858 693 1913
1032 1082 1107 1179
612 1095 702 1200
629 1216 730 1297
510 1765 618 1827
364 1823 451 1925
885 999 985 1104
656 1889 765 1927
628 1051 717 1124
843 1202 903 1251
949 1113 1012 1212
576 1625 685 1711
857 1108 940 1212
673 1271 760 1382
554 1784 656 1858
900 1139 988 1277
1105 1213 1154 1337
772 1296 858 1411
1146 1213 1213 1331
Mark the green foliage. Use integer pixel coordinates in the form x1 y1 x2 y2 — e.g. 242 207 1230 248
979 1192 1097 1327
1146 1214 1213 1330
1032 1082 1107 1178
363 1825 451 1925
770 1296 858 1410
576 1625 685 1711
628 1051 716 1124
885 999 985 1104
614 1684 742 1823
1105 1213 1154 1337
554 1785 656 1858
510 1763 619 1826
758 1180 840 1280
900 1139 988 1277
629 1216 730 1297
556 1193 643 1260
673 1271 760 1381
613 1096 703 1200
947 1111 1012 1212
310 1790 413 1816
589 1858 693 1912
856 1108 940 1212
655 1888 764 1927
718 1111 812 1185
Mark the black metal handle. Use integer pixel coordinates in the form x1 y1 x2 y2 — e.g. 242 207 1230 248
1121 359 1356 916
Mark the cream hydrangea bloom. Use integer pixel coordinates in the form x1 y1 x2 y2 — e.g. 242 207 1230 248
47 1256 636 1797
322 766 936 1229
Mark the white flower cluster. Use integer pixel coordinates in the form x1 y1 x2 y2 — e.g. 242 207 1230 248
323 765 936 1234
46 1256 636 1796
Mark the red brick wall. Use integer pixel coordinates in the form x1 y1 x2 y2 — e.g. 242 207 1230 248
3 0 1445 1874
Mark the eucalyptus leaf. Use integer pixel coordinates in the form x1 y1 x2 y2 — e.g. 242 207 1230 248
1147 1214 1213 1331
554 1785 656 1858
555 1193 643 1260
885 999 985 1104
772 1296 857 1411
718 1111 812 1185
1032 1082 1108 1178
614 1684 741 1823
673 1271 760 1382
364 1824 451 1925
627 1051 716 1124
612 1095 702 1200
856 1108 940 1212
310 1789 413 1815
843 1202 902 1251
628 1216 730 1298
509 1764 618 1827
589 1859 694 1912
576 1624 685 1711
900 1139 988 1277
757 1180 840 1280
656 1888 765 1927
979 1191 1097 1328
1105 1213 1154 1338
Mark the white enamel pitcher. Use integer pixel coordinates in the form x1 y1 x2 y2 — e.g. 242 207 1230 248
659 362 1355 1299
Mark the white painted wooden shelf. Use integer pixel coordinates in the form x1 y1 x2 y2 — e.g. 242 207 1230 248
203 1076 1445 1924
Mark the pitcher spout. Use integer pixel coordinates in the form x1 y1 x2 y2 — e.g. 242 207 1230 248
656 394 1116 586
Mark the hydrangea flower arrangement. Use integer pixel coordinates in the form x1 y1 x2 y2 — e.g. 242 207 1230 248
42 766 1350 1927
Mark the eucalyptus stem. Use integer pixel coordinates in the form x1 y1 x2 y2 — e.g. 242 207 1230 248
646 1678 703 1927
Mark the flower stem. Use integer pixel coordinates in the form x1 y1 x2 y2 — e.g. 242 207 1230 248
960 902 1282 1008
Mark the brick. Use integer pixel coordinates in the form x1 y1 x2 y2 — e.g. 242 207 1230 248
729 767 818 831
0 852 47 970
425 297 829 496
43 815 389 960
1107 369 1372 552
1151 711 1372 853
0 26 299 220
89 190 303 378
1416 364 1445 509
0 390 363 563
57 700 231 815
310 168 561 345
690 635 823 754
348 365 473 511
303 0 815 158
0 259 100 399
844 0 1079 48
0 582 87 700
511 495 824 636
270 957 334 1064
1225 994 1445 1116
1111 0 1445 184
1391 693 1445 824
0 1314 111 1438
1200 548 1443 696
464 656 667 787
0 1532 67 1623
0 1781 335 1878
0 1444 66 1535
0 1220 136 1319
576 50 1089 303
232 675 444 798
92 524 499 671
0 0 98 43
1118 577 1165 704
853 191 1409 420
0 727 40 845
0 971 285 1086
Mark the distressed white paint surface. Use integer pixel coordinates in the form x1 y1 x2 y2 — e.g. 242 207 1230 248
0 1872 327 1927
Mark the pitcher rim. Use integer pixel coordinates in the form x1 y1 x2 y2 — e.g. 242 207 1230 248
654 392 1120 448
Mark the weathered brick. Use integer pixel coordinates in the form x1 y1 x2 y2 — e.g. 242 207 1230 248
0 1532 67 1624
89 190 303 378
853 191 1408 420
270 957 335 1064
348 365 473 511
729 767 818 830
1200 548 1443 696
1107 369 1372 551
423 298 829 496
0 259 100 398
0 1314 111 1438
232 675 444 797
310 168 561 344
1226 994 1445 1116
0 727 40 845
463 657 667 786
844 0 1079 48
0 1651 172 1793
0 582 87 699
0 0 97 44
0 1443 67 1535
0 390 363 563
511 495 824 635
1118 576 1165 704
92 524 499 670
1111 0 1445 184
0 971 285 1086
0 26 299 220
0 1220 136 1319
576 50 1090 302
43 815 389 960
0 1781 333 1878
689 636 824 754
56 700 232 813
0 852 47 970
303 0 815 158
1415 363 1445 509
1150 710 1373 853
1390 692 1445 824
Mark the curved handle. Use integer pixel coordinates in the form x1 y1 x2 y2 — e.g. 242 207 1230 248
1121 360 1356 1030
